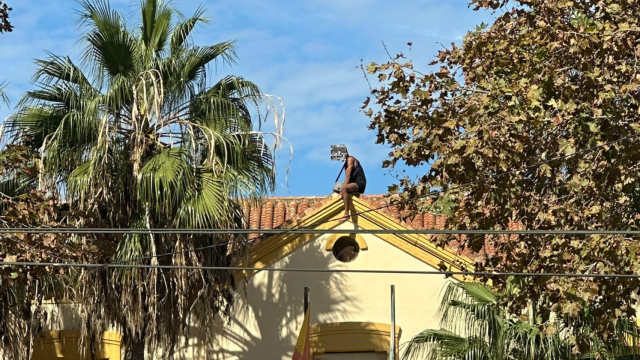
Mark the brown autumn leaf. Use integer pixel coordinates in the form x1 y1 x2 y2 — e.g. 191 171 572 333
0 2 13 34
363 0 640 353
361 96 370 109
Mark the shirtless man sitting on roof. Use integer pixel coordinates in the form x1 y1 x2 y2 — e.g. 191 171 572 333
339 149 367 218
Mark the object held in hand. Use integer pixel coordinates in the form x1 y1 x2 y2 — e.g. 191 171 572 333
331 144 347 193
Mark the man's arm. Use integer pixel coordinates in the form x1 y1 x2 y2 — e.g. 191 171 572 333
343 157 354 185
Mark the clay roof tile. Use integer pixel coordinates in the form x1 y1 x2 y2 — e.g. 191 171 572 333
238 194 492 264
274 202 286 228
412 214 424 230
261 201 274 229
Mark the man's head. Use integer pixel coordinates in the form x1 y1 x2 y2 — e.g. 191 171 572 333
331 144 348 162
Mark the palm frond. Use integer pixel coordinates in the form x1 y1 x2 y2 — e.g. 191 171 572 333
402 329 490 360
170 6 208 55
182 42 238 83
209 75 262 99
141 0 172 54
32 53 93 89
4 107 65 148
24 83 79 109
173 167 239 229
439 282 501 340
0 81 10 107
137 147 192 218
78 0 137 79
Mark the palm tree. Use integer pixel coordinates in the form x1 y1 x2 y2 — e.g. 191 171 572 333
4 0 282 358
402 281 571 360
402 281 640 360
0 81 9 107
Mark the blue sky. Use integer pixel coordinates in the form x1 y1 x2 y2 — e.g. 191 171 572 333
0 0 495 196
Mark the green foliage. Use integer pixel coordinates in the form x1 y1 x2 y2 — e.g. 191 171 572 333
0 81 9 107
366 0 640 353
402 281 640 360
4 0 279 358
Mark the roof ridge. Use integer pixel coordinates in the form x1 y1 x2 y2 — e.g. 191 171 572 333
236 194 492 268
264 194 389 200
239 193 447 234
266 195 331 200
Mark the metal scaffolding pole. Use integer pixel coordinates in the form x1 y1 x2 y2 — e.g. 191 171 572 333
390 285 396 360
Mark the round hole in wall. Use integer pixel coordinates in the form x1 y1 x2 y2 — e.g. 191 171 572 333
332 236 360 263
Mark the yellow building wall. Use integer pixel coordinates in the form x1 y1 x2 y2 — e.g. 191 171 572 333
31 330 122 360
30 220 453 359
28 302 123 360
183 221 454 360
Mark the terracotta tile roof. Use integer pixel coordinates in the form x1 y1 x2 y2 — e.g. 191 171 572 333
239 194 497 262
239 194 449 238
240 196 331 240
241 194 434 231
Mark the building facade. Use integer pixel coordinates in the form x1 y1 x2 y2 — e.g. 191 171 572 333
33 194 477 359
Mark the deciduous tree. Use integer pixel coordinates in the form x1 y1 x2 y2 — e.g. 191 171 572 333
0 146 108 359
5 0 284 358
365 0 640 352
403 281 640 360
0 1 12 33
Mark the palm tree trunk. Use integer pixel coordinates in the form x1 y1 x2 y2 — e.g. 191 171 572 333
125 330 146 360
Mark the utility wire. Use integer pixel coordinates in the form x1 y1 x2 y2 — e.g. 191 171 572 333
2 228 640 235
14 228 640 268
103 230 640 268
4 131 640 267
2 236 70 264
107 130 640 265
51 228 640 267
3 261 640 278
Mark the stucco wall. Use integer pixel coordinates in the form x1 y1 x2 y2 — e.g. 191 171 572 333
194 221 453 360
31 222 453 360
316 354 386 360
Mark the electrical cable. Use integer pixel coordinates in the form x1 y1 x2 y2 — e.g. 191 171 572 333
108 130 640 265
3 130 640 269
2 236 70 264
2 261 640 278
102 230 640 268
2 228 640 235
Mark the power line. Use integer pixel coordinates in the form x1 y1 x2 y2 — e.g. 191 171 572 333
3 228 637 268
49 228 640 268
2 261 640 278
5 130 640 267
3 228 640 235
105 239 236 267
106 230 640 268
2 236 70 264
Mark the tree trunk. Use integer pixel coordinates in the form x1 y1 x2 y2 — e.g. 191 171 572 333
125 330 146 360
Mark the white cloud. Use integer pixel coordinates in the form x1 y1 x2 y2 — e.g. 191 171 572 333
0 0 496 195
270 60 366 107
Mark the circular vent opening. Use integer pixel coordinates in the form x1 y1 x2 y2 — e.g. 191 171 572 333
332 236 360 263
